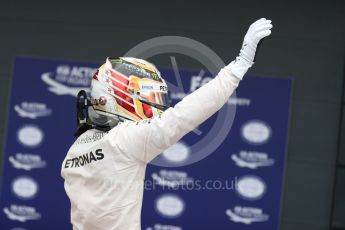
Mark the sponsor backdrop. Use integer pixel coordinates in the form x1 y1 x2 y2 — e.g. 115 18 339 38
0 57 292 230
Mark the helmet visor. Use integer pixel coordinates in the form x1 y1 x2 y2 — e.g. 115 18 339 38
138 91 170 111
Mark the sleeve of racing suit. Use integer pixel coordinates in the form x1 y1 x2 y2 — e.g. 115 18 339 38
113 66 240 163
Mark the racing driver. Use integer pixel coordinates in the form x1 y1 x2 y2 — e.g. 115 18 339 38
61 18 273 230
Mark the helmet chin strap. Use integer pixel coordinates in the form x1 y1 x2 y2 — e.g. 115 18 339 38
75 90 111 137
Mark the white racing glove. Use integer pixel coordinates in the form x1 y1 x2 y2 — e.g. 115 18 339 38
228 18 273 80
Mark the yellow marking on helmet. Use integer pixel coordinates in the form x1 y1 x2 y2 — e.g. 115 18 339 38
139 78 161 85
133 98 146 119
128 75 141 91
116 105 142 121
98 64 106 71
157 109 163 116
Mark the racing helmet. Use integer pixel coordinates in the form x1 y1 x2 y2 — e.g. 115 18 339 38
88 57 170 128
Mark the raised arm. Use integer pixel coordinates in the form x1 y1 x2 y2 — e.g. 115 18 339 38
112 18 273 163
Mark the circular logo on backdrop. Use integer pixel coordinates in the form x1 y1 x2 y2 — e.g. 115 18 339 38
17 125 44 147
241 120 271 145
161 141 190 164
235 175 266 200
11 176 39 200
155 194 185 218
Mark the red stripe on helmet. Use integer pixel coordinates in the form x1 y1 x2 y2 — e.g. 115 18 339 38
92 70 99 80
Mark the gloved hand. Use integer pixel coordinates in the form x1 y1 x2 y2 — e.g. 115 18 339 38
228 18 273 80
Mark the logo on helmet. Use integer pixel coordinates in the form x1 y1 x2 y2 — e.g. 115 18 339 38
160 85 168 92
142 85 154 90
98 96 107 106
91 96 107 106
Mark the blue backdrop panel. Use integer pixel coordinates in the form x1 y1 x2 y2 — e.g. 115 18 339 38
0 57 291 230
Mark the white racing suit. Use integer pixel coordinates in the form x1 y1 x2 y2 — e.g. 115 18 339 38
61 65 240 230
